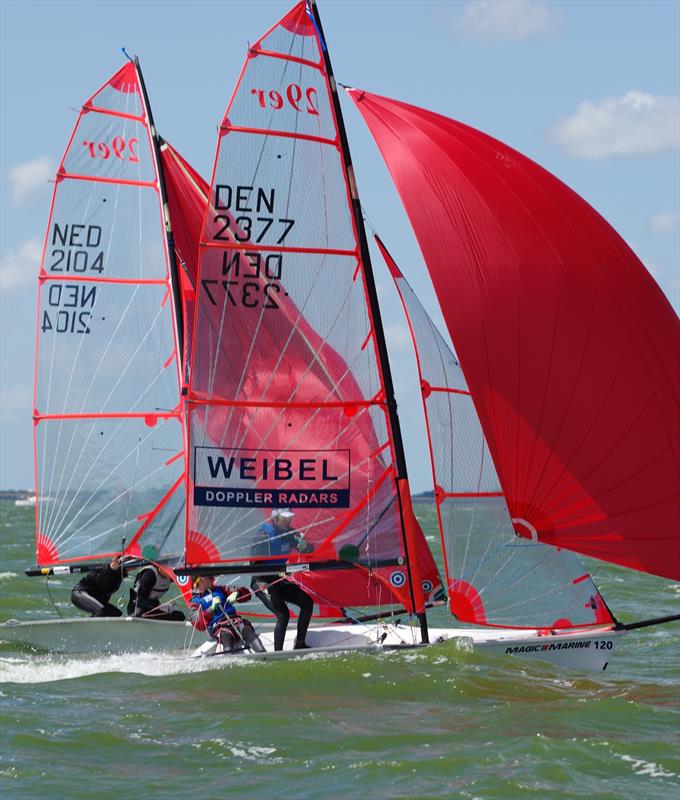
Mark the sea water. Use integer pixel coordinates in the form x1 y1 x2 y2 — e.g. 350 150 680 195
1 502 678 799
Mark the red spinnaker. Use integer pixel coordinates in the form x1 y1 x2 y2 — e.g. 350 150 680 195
350 89 680 581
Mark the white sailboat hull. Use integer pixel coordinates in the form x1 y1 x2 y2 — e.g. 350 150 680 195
0 617 209 653
0 617 624 671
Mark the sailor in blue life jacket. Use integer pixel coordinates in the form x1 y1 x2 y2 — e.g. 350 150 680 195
71 556 127 617
189 575 265 653
127 563 185 621
251 508 315 651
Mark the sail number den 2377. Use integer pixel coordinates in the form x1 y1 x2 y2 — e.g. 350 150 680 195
203 184 294 311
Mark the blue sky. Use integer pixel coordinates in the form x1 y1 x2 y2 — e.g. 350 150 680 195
1 0 678 492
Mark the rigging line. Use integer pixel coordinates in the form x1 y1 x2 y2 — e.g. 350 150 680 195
59 451 177 547
201 81 283 411
464 528 552 604
225 514 336 551
45 414 130 541
225 408 386 539
46 238 174 535
208 406 382 546
196 168 361 463
48 355 175 540
154 498 186 558
44 277 145 533
203 327 382 540
207 260 364 532
39 168 99 503
123 435 142 544
484 544 580 610
477 540 565 596
493 572 599 618
206 79 351 437
284 571 385 632
44 574 64 619
46 361 176 541
464 499 514 591
50 426 171 548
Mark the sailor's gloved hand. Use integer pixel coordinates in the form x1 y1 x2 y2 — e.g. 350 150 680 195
295 534 313 554
226 591 239 605
210 596 222 611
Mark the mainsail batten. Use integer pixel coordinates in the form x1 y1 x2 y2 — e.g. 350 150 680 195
186 0 440 614
350 88 680 583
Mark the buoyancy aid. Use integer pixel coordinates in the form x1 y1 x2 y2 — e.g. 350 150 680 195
128 566 172 615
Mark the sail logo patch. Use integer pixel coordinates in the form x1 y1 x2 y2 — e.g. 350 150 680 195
193 446 351 509
390 571 406 588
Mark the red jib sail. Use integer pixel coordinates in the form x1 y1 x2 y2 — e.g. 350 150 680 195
160 140 209 381
350 89 680 582
34 62 186 566
186 1 440 612
379 236 612 628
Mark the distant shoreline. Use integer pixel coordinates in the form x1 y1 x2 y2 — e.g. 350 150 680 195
0 491 33 501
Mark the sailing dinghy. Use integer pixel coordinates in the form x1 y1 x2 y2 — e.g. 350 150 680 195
4 2 678 671
172 0 675 669
176 0 678 669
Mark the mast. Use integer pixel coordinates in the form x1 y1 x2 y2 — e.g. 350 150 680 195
134 57 184 370
308 0 429 641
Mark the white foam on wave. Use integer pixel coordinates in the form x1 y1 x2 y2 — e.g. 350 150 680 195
618 753 676 779
0 651 263 684
0 572 17 580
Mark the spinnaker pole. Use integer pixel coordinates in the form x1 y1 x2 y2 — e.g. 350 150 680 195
308 0 429 642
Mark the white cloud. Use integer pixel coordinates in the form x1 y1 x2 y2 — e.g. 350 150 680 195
385 323 413 353
8 156 55 206
552 92 680 159
0 383 32 421
649 212 680 234
455 0 558 42
0 238 42 293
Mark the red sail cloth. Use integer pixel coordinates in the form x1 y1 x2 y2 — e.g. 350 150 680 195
349 89 680 581
160 141 208 374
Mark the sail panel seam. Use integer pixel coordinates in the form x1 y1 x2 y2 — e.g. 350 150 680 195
83 103 146 123
250 46 323 71
58 173 157 189
222 124 338 148
200 241 357 257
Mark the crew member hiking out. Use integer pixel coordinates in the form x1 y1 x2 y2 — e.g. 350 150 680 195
127 563 185 621
251 508 315 651
189 575 265 653
71 556 127 617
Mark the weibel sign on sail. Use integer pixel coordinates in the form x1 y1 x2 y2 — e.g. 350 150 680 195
192 446 350 508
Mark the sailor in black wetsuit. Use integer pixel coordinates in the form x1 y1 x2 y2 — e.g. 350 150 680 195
127 564 185 621
251 508 315 651
71 557 126 617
